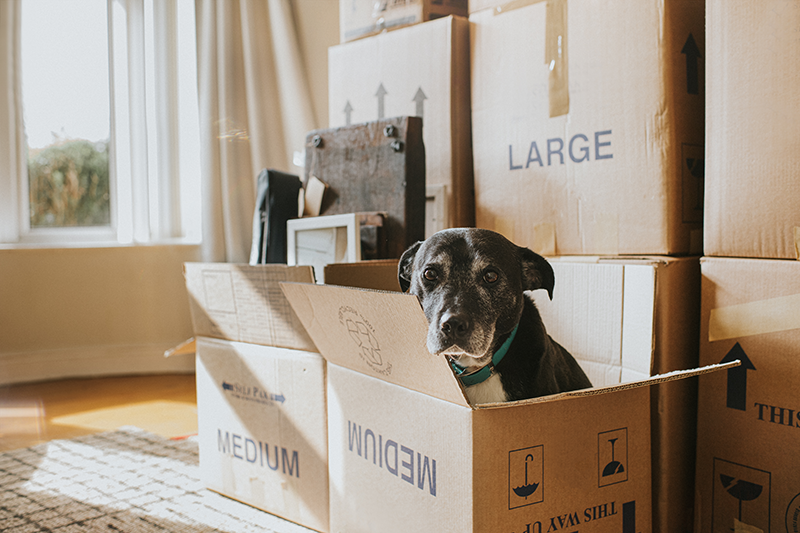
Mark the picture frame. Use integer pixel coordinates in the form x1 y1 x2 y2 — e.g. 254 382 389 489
287 213 361 282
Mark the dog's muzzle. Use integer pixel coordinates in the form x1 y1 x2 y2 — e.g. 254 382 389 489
429 309 492 358
439 311 471 342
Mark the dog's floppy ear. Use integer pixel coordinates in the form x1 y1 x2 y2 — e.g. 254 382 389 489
518 246 555 300
398 241 422 293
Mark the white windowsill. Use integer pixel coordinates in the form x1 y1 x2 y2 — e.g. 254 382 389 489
0 236 202 251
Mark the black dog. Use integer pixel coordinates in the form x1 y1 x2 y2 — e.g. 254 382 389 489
398 228 591 404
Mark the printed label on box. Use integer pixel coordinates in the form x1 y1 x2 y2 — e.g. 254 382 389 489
681 143 704 224
509 445 544 509
711 458 771 533
339 306 393 376
598 428 628 487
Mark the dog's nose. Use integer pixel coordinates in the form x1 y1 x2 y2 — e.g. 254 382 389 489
440 313 471 340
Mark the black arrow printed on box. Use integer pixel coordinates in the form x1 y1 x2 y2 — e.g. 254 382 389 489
367 85 428 121
412 87 427 117
344 101 353 126
270 393 286 404
721 342 755 411
681 33 701 95
376 83 387 119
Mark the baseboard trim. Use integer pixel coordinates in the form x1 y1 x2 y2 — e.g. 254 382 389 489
0 343 195 386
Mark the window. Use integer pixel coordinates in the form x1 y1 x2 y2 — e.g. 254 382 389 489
22 0 112 231
5 0 201 246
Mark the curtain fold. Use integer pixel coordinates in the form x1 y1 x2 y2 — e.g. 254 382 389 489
0 0 23 242
196 0 317 263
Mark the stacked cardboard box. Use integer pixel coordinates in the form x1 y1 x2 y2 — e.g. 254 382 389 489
695 258 800 533
183 264 330 533
469 0 704 257
328 15 475 237
702 1 800 261
340 0 468 43
467 1 706 532
694 2 800 532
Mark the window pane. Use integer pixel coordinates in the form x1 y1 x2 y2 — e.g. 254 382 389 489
21 0 111 228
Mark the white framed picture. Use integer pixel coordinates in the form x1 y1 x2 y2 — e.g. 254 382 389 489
287 213 362 283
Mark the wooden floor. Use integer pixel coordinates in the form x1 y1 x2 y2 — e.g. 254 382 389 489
0 374 198 452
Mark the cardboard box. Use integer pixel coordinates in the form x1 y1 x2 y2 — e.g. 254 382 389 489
184 263 316 351
324 259 402 292
695 257 800 533
196 337 329 532
470 1 704 255
703 1 800 260
328 16 474 235
340 0 468 43
538 256 701 533
281 279 727 533
328 255 701 531
184 263 329 531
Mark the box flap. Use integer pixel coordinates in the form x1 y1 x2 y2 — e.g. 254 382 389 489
280 282 470 408
163 337 196 358
323 260 401 292
184 263 316 351
474 360 740 409
533 260 658 387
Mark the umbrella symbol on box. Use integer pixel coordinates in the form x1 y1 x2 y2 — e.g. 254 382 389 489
720 475 763 525
602 438 625 477
513 454 540 499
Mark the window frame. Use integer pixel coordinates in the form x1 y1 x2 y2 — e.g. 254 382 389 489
4 0 200 248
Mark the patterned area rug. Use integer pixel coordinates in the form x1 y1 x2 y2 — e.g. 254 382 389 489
0 427 314 532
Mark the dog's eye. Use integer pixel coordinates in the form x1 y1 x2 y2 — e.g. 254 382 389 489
423 268 438 282
484 270 499 284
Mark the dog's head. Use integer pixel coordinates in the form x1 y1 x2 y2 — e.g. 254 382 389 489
398 228 554 367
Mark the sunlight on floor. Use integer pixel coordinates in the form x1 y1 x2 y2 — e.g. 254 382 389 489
50 400 198 439
0 375 198 452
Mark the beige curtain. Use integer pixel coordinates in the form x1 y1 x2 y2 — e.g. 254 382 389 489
196 0 317 262
0 0 22 242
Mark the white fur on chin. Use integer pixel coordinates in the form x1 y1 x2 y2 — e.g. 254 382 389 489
463 372 508 405
442 349 492 372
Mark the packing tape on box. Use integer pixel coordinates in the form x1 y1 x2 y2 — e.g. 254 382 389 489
533 223 556 256
545 0 569 117
733 518 763 533
708 292 800 342
491 0 546 15
492 0 569 118
794 226 800 260
494 218 556 255
494 216 516 243
592 213 619 255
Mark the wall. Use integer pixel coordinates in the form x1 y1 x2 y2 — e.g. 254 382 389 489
0 3 340 385
0 245 201 385
294 0 339 128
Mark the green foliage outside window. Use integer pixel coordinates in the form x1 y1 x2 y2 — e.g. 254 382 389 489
28 139 111 228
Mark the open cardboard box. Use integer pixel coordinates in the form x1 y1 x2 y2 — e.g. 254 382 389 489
321 255 705 532
183 263 329 532
280 281 735 533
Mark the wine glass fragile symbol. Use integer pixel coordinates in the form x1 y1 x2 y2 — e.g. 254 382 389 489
602 438 625 477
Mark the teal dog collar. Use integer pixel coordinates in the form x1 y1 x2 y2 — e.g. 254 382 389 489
449 323 519 387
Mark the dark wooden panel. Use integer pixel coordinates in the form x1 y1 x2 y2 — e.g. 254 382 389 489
304 116 426 259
